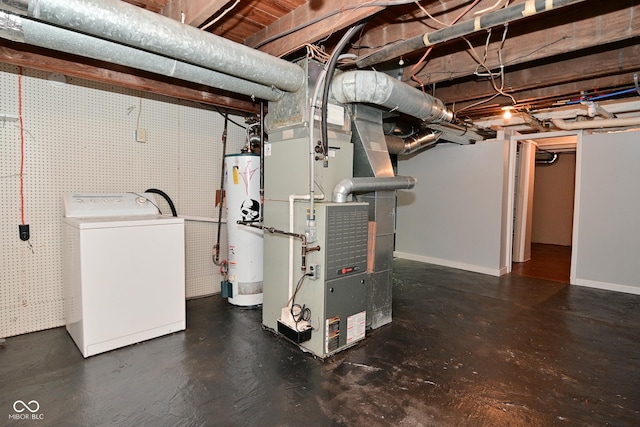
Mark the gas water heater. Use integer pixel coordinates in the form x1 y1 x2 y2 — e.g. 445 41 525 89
223 153 263 307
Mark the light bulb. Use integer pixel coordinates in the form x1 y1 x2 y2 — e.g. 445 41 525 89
501 106 514 120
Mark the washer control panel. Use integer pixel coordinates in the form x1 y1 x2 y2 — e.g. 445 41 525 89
63 192 159 217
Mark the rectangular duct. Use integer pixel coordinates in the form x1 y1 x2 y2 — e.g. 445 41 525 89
351 104 399 329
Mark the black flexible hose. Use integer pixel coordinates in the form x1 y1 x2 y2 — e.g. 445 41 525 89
321 23 366 159
145 188 177 217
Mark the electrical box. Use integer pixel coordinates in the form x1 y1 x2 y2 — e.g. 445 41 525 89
262 202 369 358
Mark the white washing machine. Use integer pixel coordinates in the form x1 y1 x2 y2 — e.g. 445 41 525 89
62 192 185 357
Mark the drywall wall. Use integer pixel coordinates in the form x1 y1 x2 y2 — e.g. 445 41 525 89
531 153 576 246
0 64 248 337
395 140 510 276
573 131 640 294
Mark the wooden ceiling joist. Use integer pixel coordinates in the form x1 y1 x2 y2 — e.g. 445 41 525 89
0 40 259 113
247 0 387 57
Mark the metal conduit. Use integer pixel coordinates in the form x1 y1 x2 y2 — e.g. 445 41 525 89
0 0 305 93
356 0 588 68
333 176 417 203
0 11 284 102
331 70 454 123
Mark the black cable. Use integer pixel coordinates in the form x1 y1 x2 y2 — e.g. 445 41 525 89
213 106 246 129
321 23 366 160
144 188 177 217
291 274 312 331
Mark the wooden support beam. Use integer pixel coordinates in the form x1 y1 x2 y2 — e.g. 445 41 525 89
0 41 258 113
247 0 386 57
354 0 491 56
435 42 640 106
404 2 640 86
454 73 640 119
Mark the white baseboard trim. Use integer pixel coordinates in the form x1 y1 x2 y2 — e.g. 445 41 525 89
574 278 640 295
393 251 504 277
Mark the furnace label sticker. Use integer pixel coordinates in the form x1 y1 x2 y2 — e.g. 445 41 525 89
346 311 366 344
325 316 340 353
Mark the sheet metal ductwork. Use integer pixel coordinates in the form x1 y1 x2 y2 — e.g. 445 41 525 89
0 11 284 102
331 70 454 124
385 130 442 155
332 176 417 203
0 0 305 94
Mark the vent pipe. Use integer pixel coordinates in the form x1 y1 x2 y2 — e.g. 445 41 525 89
0 0 305 93
331 70 453 124
385 130 442 155
333 176 417 203
0 11 284 102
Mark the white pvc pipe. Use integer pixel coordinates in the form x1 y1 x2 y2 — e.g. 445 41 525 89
552 117 640 130
288 194 323 301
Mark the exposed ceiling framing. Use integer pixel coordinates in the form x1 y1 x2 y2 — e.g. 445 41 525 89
1 0 638 131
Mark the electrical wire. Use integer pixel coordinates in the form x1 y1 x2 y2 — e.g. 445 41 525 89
473 0 507 16
136 91 142 129
305 43 332 63
290 273 312 332
455 23 517 114
409 0 482 88
18 67 26 226
213 106 246 129
414 1 449 28
200 0 241 31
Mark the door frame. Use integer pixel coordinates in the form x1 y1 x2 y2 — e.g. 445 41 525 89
504 130 582 279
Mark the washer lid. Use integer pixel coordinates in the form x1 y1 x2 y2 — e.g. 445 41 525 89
63 192 160 218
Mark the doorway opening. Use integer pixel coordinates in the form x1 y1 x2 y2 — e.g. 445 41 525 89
510 133 578 283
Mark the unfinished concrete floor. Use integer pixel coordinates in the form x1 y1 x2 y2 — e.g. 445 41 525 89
1 259 639 426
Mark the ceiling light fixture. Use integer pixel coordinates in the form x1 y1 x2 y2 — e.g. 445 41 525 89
502 105 514 119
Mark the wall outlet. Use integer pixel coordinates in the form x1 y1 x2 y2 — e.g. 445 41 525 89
19 224 30 241
309 264 321 280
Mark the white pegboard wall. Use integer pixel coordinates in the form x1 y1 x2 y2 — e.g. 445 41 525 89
0 63 250 337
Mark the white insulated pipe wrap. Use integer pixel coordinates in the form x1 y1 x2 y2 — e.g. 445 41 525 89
8 0 305 93
0 10 22 41
331 71 453 123
0 13 285 101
